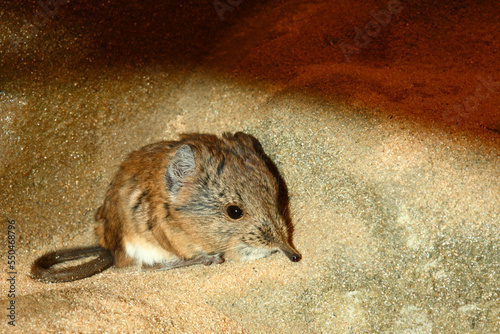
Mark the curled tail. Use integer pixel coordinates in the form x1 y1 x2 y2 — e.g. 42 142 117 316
31 246 114 283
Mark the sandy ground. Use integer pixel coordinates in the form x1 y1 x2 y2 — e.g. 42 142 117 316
1 0 499 332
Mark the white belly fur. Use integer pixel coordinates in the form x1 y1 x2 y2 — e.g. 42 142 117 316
124 238 178 266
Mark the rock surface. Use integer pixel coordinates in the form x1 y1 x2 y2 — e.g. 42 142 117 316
1 0 499 332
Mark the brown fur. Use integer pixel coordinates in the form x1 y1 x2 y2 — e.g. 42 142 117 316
31 132 300 283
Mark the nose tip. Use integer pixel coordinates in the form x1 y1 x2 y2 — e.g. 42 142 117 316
287 252 301 262
281 247 302 262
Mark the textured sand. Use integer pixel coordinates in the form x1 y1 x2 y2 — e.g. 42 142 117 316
1 0 499 332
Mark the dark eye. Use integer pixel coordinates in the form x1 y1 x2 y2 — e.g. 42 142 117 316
226 205 244 220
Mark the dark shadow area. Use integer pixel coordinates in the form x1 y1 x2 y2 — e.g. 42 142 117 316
2 0 262 69
2 0 499 135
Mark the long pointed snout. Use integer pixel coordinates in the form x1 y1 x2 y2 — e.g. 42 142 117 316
279 243 301 262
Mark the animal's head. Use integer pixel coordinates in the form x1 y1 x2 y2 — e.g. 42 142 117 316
165 132 301 263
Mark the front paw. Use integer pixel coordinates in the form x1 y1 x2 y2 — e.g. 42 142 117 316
202 253 225 266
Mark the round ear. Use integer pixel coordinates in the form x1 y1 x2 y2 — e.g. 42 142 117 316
165 144 195 196
234 132 265 156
